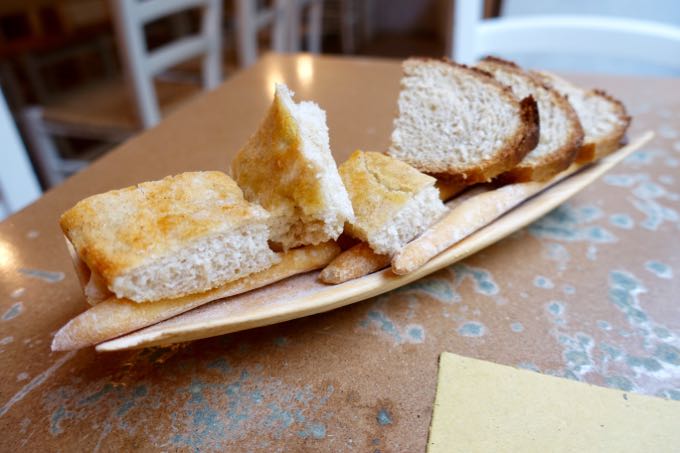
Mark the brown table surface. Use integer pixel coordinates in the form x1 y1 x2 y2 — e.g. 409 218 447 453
1 53 679 451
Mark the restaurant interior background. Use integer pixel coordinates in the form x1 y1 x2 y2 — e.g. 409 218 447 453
1 0 679 220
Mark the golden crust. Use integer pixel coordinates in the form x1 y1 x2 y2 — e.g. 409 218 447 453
478 57 584 183
60 171 268 284
339 150 436 241
231 85 327 225
579 89 631 163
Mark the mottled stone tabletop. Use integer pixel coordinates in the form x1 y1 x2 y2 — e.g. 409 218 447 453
1 54 678 452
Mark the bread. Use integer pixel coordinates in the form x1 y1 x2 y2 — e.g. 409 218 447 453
60 171 279 303
231 83 354 250
388 58 539 185
392 182 542 274
477 57 584 182
51 242 341 351
534 71 630 163
319 242 391 284
339 150 447 256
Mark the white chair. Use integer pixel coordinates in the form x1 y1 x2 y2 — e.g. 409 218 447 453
449 0 680 70
22 0 223 188
285 0 324 54
0 88 41 220
235 0 289 67
337 0 374 54
234 0 324 68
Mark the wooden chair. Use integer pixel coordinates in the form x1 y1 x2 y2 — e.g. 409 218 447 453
449 0 680 70
22 0 223 188
0 88 41 220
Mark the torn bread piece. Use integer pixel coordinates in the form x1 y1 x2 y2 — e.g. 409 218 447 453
388 58 539 185
60 171 279 303
52 242 340 351
534 71 630 163
231 83 354 250
319 151 446 284
340 150 447 256
477 57 584 182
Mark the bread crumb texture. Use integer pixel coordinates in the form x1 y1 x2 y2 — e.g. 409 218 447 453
60 171 278 301
232 84 353 249
388 58 526 178
340 150 446 255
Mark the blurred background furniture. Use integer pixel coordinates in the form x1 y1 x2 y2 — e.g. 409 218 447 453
2 0 680 200
235 0 324 68
0 0 116 110
235 0 288 67
450 0 680 74
0 88 41 220
285 0 323 53
22 0 223 188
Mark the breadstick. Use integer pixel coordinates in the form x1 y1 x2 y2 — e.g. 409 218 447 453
392 182 543 275
52 242 340 351
319 243 391 284
319 185 495 284
444 185 493 209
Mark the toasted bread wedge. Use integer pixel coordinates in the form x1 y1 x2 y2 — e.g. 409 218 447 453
478 57 584 182
388 58 539 185
534 71 630 163
339 150 447 256
60 172 279 303
231 83 354 250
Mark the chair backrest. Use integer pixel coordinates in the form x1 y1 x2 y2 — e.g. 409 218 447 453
234 0 289 68
0 88 41 220
451 0 680 71
285 0 323 53
234 0 323 68
109 0 223 129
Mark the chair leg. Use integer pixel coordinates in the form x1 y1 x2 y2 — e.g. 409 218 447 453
307 0 323 53
272 0 289 53
286 0 302 52
340 0 356 54
361 0 374 43
202 0 223 89
21 107 66 188
235 0 258 67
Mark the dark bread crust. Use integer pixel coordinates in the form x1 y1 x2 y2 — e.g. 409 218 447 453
534 71 631 164
399 58 540 184
478 56 584 183
576 89 631 163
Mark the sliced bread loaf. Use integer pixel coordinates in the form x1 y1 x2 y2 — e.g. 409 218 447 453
534 71 630 163
477 57 584 182
339 150 447 256
231 83 354 249
388 58 539 185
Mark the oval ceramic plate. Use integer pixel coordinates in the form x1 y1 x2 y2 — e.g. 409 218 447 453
97 132 653 351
